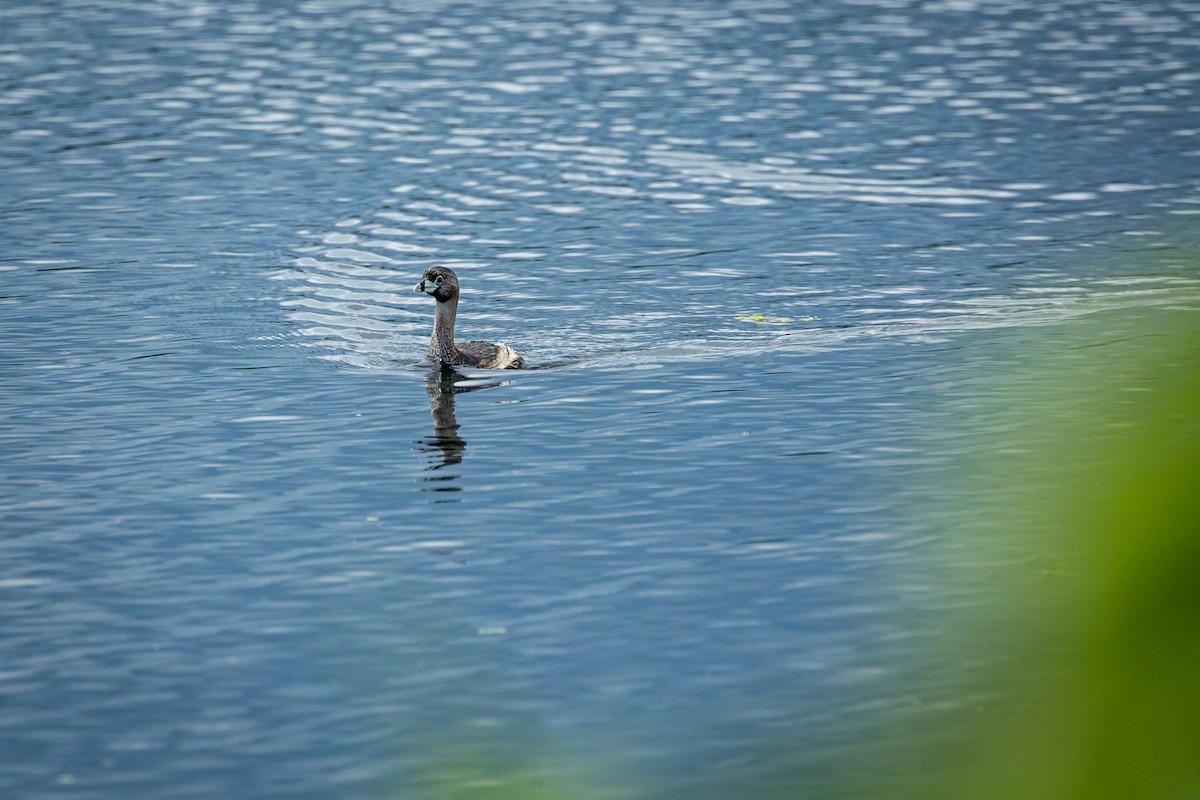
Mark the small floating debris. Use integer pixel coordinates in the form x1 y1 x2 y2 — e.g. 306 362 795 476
737 313 820 324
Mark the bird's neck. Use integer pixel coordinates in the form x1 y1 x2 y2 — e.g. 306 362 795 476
428 295 459 362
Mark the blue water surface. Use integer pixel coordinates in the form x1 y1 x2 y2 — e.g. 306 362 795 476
3 0 1200 798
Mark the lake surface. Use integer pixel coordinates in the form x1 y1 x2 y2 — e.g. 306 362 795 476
2 0 1199 797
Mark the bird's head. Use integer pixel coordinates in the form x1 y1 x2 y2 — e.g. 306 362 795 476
414 266 460 302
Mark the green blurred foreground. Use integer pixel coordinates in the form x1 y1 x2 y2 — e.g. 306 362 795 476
410 305 1200 800
917 306 1200 800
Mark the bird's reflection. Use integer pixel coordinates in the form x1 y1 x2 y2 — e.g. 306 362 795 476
413 365 511 501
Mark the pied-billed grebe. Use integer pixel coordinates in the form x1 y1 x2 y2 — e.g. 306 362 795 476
414 266 524 369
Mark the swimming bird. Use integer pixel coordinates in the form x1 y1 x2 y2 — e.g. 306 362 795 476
414 266 524 369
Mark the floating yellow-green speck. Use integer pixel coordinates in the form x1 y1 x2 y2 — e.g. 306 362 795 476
738 314 788 323
477 626 507 636
737 313 819 324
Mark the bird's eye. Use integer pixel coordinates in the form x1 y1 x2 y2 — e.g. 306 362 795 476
432 276 443 287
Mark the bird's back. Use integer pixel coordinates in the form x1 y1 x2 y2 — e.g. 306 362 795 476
457 340 524 370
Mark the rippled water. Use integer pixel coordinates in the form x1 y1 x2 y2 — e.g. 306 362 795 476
3 0 1199 797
